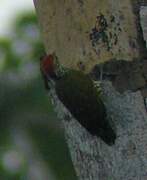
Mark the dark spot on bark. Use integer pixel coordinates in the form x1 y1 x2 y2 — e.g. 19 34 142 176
90 59 147 96
77 61 85 71
64 114 71 122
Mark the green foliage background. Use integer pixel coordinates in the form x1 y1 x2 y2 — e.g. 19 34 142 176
0 11 77 180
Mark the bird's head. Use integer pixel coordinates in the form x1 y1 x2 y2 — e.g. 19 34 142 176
40 53 59 81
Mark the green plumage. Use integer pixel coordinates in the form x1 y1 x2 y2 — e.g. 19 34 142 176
55 70 116 145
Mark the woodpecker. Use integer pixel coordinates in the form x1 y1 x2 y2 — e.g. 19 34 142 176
40 54 116 145
40 54 57 89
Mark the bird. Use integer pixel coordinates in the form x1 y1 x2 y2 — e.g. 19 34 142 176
40 53 116 145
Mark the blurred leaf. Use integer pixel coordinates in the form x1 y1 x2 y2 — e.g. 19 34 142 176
28 123 77 180
0 38 20 70
14 12 38 32
0 10 77 180
0 38 11 50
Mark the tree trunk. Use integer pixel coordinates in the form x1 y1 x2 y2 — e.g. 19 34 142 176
33 0 147 179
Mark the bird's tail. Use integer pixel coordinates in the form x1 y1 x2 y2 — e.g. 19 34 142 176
98 122 116 146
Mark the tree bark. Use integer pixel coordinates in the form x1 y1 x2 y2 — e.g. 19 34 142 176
33 0 147 179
